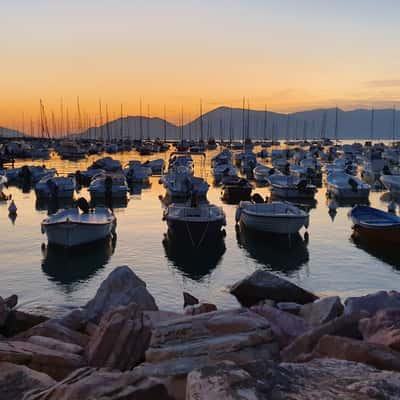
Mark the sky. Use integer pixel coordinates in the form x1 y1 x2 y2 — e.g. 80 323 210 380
1 0 400 131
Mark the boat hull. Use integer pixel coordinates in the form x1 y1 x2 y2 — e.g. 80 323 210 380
353 225 400 244
271 185 316 199
327 185 370 199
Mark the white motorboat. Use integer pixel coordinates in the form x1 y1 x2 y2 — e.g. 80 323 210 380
326 172 370 199
89 157 122 172
124 161 152 184
143 159 165 175
164 201 226 246
41 207 116 247
89 173 129 199
57 141 86 160
380 174 400 196
268 174 317 199
212 163 237 183
253 165 277 183
235 201 309 235
6 166 57 184
35 176 76 199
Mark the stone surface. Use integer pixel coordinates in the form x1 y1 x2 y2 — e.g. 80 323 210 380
27 336 83 355
183 292 199 308
4 294 18 309
251 304 310 348
230 270 318 307
184 303 218 316
0 340 84 380
186 360 262 400
300 296 344 326
359 308 400 351
84 266 158 323
0 362 55 400
2 311 48 337
276 302 302 315
57 309 87 332
16 320 89 347
281 311 366 362
307 334 400 372
143 310 183 328
0 297 10 327
345 290 400 316
86 302 152 370
24 367 172 400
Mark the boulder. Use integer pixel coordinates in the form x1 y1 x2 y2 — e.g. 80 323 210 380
281 311 366 362
4 295 18 309
183 292 199 308
84 266 158 323
276 302 302 315
251 304 310 348
345 290 400 316
143 310 183 328
0 297 10 327
0 340 84 380
23 367 172 400
359 308 400 351
184 303 217 316
57 309 87 332
16 320 89 347
2 310 48 337
0 362 55 400
86 302 152 370
186 360 262 400
300 296 344 326
27 336 83 355
230 270 318 307
308 335 400 372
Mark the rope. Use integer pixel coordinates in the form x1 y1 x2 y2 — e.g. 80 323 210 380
184 218 211 248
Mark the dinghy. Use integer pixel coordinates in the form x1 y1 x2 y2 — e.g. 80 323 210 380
89 173 129 200
268 175 317 199
350 205 400 244
35 176 76 199
326 172 370 199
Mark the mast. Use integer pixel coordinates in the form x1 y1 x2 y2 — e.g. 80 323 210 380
199 100 204 142
392 105 396 144
99 100 104 142
295 119 298 141
370 107 375 141
147 104 150 141
229 107 233 143
180 106 184 141
120 104 124 141
320 112 327 140
246 101 250 141
105 104 110 142
219 119 223 143
286 114 290 141
334 106 339 143
263 105 267 141
60 98 64 139
139 99 143 142
76 96 82 137
303 120 307 141
163 105 167 142
242 97 245 144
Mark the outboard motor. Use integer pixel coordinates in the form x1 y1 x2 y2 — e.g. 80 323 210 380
77 197 90 214
47 179 58 198
382 165 391 175
348 178 358 192
251 193 264 203
296 179 308 192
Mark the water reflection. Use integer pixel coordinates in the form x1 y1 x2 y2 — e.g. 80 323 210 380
235 225 309 275
162 231 226 281
41 235 116 289
351 231 400 270
90 197 129 209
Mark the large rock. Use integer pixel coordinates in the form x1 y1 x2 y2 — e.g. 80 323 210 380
184 303 217 316
183 292 199 308
251 304 310 348
281 311 366 362
23 367 172 400
57 309 87 332
16 320 89 347
2 310 48 337
0 340 84 380
86 302 152 370
4 295 18 309
0 362 55 400
84 266 158 323
230 270 318 307
308 334 400 372
345 290 400 316
27 336 83 355
300 296 344 326
0 297 10 327
359 308 400 351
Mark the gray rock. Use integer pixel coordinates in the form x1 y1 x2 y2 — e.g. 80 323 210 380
4 295 18 309
27 336 84 355
300 296 344 326
84 266 158 323
0 297 10 327
183 292 199 308
57 309 87 332
2 310 48 337
230 270 318 307
276 302 302 315
345 290 400 316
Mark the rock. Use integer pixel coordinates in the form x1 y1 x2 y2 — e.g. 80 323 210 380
136 308 279 399
84 321 98 336
143 310 183 328
281 311 366 362
0 340 84 380
276 302 302 315
84 266 158 323
4 294 18 309
0 362 55 400
184 303 217 316
27 336 83 355
2 310 48 337
230 270 318 307
186 360 262 400
251 304 310 348
300 296 344 326
86 302 152 370
183 292 199 308
16 320 89 347
359 308 400 351
57 309 87 332
308 335 400 372
23 367 172 400
345 290 400 316
0 297 10 327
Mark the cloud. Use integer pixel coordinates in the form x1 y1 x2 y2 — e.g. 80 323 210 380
365 80 400 88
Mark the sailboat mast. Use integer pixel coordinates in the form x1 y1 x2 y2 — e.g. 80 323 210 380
147 104 150 141
139 99 143 142
229 107 233 143
120 104 124 141
242 97 245 144
392 105 396 144
163 105 167 142
263 105 267 141
334 107 339 143
199 100 203 142
370 107 374 142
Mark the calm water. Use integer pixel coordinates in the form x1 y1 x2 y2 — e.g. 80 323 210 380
2 148 400 315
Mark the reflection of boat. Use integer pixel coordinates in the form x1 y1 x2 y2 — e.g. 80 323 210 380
350 205 400 244
235 225 309 274
162 232 225 280
41 236 116 286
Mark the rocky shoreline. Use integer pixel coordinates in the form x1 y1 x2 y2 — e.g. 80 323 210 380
1 266 400 399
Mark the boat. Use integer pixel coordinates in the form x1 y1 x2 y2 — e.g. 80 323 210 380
350 205 400 244
380 174 400 196
41 204 116 247
235 201 309 235
253 165 277 184
35 176 76 199
268 175 317 199
89 157 122 172
57 141 86 160
89 173 129 200
163 200 226 246
143 159 165 175
326 172 370 199
221 177 252 203
124 161 152 184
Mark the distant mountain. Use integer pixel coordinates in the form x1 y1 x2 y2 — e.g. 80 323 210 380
77 107 399 141
0 126 24 138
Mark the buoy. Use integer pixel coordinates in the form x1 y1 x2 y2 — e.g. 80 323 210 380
388 200 397 214
8 200 17 215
